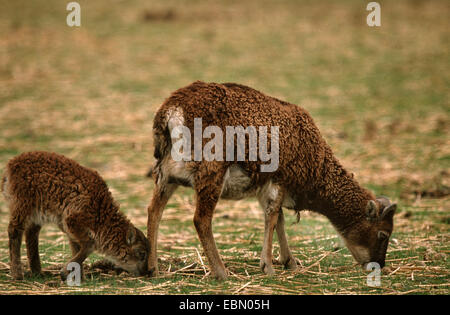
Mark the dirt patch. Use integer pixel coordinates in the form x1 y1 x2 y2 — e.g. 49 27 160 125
413 187 450 199
402 170 450 199
142 9 177 22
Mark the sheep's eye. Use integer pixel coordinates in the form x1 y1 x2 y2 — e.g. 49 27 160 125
377 230 389 240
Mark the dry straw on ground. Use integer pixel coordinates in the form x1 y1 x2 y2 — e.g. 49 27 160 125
0 0 448 294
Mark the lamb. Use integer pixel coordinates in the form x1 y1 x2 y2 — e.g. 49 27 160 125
1 151 149 280
146 81 397 280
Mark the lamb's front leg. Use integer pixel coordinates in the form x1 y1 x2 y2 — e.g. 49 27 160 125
60 241 93 282
258 184 284 276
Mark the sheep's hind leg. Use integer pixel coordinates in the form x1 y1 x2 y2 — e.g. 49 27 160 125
193 164 228 280
147 182 178 277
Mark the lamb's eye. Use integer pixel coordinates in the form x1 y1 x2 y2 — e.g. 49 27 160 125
135 250 146 260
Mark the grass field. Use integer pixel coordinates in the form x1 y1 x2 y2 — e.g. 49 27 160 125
0 0 448 294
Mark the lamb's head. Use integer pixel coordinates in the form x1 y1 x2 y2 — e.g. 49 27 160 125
111 225 150 276
341 197 397 268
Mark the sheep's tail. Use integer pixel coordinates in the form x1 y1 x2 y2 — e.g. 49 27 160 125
150 105 183 186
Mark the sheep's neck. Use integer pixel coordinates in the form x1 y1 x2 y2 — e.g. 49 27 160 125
308 155 374 234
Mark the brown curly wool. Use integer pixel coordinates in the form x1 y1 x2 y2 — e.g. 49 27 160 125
147 81 397 280
153 81 374 228
2 151 149 280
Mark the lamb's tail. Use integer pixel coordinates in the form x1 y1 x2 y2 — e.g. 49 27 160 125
1 170 9 200
0 174 5 193
145 165 154 178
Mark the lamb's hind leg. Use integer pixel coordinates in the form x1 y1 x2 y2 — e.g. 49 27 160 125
25 223 42 275
8 221 25 280
275 210 297 270
258 183 284 276
7 200 31 280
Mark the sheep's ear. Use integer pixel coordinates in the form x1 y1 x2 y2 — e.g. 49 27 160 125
127 226 136 245
376 196 391 209
366 200 378 221
381 203 397 221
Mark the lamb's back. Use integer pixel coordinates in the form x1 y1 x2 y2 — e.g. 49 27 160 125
5 151 110 212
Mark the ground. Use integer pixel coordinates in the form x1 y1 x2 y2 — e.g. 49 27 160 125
0 0 448 294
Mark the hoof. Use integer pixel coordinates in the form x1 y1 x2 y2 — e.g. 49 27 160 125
147 266 159 277
60 269 69 282
11 266 24 280
260 261 275 276
212 269 228 281
283 256 298 270
60 267 83 282
11 272 24 280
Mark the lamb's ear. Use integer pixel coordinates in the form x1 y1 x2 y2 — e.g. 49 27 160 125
127 226 136 245
381 203 397 221
366 200 378 221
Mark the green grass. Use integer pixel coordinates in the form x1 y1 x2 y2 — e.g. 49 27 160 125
0 0 448 294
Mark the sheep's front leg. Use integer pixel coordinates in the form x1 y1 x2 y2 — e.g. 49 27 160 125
275 210 297 270
258 184 284 276
260 207 280 275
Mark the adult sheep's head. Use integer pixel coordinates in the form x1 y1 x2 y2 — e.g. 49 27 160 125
111 225 150 276
341 197 397 268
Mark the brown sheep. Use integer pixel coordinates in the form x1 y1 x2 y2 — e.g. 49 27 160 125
1 151 149 280
146 81 397 280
